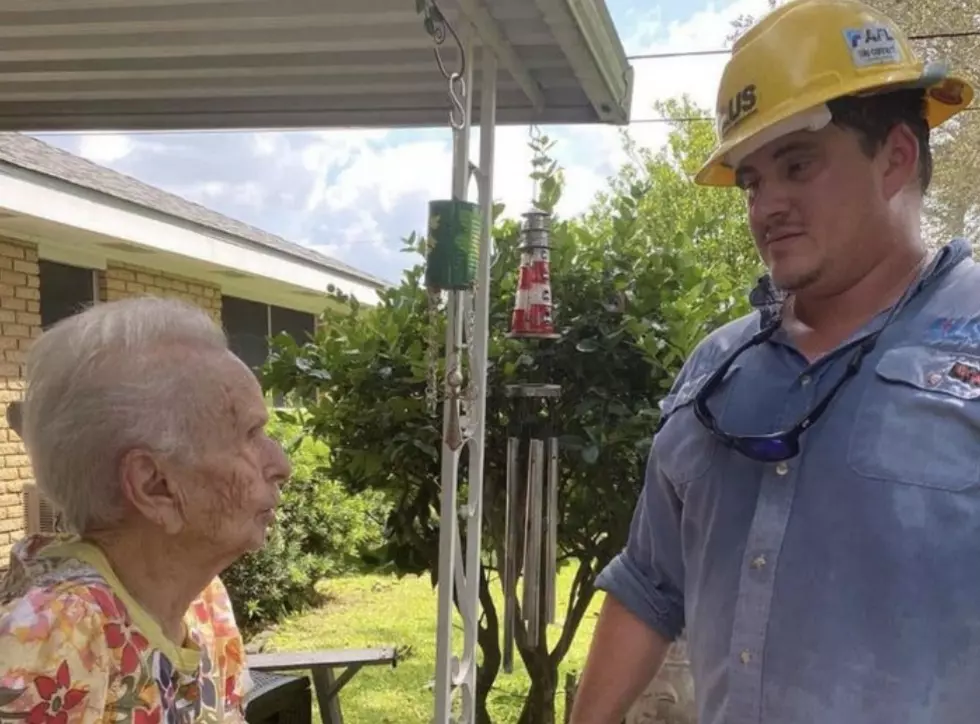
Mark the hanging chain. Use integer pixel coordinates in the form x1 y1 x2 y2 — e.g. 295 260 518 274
417 0 471 416
460 290 478 426
425 288 441 415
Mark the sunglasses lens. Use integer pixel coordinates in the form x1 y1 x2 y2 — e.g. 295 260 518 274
738 437 794 462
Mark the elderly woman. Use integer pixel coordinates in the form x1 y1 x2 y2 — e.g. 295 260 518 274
0 297 291 724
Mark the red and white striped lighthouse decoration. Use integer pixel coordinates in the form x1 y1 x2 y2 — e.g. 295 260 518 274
508 207 559 339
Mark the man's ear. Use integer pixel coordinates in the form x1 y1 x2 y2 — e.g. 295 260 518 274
118 449 188 535
880 123 920 199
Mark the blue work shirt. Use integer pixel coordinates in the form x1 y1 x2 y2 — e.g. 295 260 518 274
597 238 980 724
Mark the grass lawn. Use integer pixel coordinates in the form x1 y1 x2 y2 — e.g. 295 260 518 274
264 565 605 723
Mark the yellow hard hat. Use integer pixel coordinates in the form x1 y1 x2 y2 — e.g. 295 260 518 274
695 0 975 187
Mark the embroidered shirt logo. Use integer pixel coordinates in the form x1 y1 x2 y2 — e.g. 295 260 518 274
948 360 980 388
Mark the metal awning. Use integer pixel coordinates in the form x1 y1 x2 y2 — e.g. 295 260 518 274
0 0 633 132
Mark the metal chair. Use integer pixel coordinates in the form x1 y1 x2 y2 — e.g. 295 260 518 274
244 669 312 724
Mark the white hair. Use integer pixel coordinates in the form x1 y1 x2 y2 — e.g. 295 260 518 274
21 296 230 533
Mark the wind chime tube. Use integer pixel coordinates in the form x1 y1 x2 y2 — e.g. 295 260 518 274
502 435 520 674
523 438 545 643
545 436 559 624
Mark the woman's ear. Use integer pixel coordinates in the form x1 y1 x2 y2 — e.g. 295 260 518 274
5 401 22 437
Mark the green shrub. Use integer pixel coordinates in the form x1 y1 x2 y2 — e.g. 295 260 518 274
222 409 390 637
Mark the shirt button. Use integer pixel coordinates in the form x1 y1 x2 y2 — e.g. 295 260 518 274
775 462 789 476
740 650 752 664
800 375 812 386
751 554 767 569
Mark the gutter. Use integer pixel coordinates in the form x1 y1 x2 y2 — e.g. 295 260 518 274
565 0 634 124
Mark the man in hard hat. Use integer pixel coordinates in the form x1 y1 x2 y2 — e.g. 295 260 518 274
570 0 977 722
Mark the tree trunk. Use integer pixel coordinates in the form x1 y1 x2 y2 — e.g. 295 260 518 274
475 565 501 724
516 645 558 724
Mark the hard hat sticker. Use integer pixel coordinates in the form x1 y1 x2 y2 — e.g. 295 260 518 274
843 25 901 67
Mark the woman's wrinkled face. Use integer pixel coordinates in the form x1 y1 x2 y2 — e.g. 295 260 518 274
175 352 292 557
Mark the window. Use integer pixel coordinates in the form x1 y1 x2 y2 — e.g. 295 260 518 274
39 260 97 330
271 305 316 346
222 295 316 370
222 295 271 371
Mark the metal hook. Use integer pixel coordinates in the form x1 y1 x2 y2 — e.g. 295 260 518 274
448 73 466 130
417 0 468 131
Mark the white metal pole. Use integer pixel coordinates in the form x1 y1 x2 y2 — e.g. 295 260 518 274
433 27 475 724
457 45 497 724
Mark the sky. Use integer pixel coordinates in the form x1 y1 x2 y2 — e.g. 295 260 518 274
33 0 775 285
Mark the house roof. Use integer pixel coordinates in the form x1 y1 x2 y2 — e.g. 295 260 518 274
0 131 388 289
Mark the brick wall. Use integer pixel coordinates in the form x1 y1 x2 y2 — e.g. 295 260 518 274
0 238 41 562
99 261 222 321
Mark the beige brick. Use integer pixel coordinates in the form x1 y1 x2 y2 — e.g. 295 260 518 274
4 297 26 313
25 301 38 314
6 480 24 494
0 517 21 533
12 260 38 275
14 311 40 327
0 270 26 287
0 242 25 259
2 324 28 338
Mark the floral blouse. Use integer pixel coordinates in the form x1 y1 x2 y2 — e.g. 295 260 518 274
0 534 252 724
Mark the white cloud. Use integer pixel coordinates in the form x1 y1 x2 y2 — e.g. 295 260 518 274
77 133 135 163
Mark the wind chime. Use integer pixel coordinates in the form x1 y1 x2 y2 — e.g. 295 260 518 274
501 207 561 673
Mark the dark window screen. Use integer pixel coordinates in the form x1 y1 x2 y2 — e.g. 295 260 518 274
270 305 315 345
39 260 95 329
222 295 269 370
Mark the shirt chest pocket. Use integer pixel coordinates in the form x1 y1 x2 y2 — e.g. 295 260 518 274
654 365 741 492
848 346 980 491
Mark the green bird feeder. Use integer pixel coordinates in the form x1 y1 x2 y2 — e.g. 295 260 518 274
424 199 481 290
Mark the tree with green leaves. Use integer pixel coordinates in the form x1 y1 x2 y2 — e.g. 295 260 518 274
867 0 979 244
261 101 760 723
